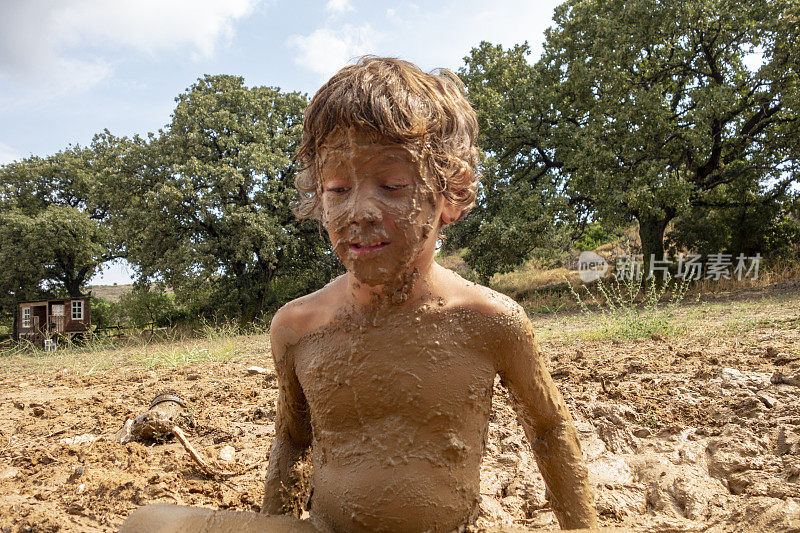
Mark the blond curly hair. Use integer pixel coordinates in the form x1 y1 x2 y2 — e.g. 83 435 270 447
294 56 480 221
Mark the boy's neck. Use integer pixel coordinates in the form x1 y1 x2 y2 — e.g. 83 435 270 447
346 259 441 309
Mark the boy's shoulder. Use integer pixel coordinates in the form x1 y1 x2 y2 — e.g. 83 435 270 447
270 275 348 350
437 268 538 362
437 267 527 322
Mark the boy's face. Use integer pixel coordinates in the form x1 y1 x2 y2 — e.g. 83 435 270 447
318 128 443 287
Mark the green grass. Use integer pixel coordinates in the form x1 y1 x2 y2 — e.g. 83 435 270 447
530 279 800 347
0 321 271 374
563 274 692 341
133 342 237 368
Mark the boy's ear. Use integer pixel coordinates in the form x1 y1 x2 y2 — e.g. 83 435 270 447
440 199 461 225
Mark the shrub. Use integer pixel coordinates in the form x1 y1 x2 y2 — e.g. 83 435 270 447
566 274 692 340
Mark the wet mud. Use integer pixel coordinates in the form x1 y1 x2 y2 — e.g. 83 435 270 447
2 289 800 531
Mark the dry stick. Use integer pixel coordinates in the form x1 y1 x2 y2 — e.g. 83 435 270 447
171 426 265 478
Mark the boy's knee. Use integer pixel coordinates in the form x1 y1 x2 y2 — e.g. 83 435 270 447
119 503 212 533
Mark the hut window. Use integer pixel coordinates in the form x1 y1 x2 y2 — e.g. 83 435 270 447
22 307 31 328
71 301 83 320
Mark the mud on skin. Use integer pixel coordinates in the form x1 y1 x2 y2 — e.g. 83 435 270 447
271 297 593 532
317 127 438 297
257 127 596 531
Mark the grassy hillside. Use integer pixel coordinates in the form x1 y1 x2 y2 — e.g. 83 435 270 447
87 284 133 302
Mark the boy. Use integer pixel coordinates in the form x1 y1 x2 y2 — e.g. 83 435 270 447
121 57 597 532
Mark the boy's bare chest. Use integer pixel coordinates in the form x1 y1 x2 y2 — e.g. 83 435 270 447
292 311 497 431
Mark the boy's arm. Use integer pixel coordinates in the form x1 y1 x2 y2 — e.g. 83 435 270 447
495 306 597 530
262 310 313 516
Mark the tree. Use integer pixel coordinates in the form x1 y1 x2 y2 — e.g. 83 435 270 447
445 44 577 281
0 143 123 327
459 0 800 277
668 183 800 261
548 0 799 271
122 75 338 322
0 210 49 335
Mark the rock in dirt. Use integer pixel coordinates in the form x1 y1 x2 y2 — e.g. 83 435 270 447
771 371 800 387
756 392 778 409
721 367 772 388
765 345 779 358
246 365 269 375
114 419 134 444
0 466 19 480
218 445 236 462
59 433 100 446
776 427 800 456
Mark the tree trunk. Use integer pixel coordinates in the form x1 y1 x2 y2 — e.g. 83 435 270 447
733 206 751 257
64 276 83 298
239 270 273 327
637 215 672 285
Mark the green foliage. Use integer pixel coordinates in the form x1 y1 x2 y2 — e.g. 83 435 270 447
0 137 131 328
90 297 122 330
566 275 692 340
120 75 338 322
573 221 622 252
119 286 183 329
459 0 800 278
446 44 578 280
0 210 50 327
669 187 800 262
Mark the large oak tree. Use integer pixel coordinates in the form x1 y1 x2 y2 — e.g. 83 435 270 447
0 142 123 326
454 0 800 276
122 75 337 322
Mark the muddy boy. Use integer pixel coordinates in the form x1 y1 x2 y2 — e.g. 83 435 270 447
122 57 597 532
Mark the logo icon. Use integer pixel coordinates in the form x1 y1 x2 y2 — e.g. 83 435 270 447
577 251 608 283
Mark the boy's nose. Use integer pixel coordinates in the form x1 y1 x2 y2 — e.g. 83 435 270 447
348 194 382 224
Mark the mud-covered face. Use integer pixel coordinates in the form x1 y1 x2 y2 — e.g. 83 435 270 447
318 128 441 288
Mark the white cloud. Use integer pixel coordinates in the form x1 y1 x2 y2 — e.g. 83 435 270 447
288 24 379 79
289 0 560 81
325 0 354 13
0 0 259 89
0 141 22 165
55 0 257 58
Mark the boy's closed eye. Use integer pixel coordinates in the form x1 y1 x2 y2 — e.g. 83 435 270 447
322 178 410 194
325 185 351 194
381 183 410 191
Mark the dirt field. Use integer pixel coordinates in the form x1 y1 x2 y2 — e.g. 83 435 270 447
2 282 800 532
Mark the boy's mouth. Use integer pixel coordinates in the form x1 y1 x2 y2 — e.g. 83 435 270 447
349 241 389 256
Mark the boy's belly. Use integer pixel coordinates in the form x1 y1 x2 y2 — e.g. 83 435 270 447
309 459 480 533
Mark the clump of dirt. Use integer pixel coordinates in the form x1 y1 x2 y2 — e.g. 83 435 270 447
2 287 800 532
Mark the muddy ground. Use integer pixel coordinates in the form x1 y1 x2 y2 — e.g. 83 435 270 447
2 282 800 532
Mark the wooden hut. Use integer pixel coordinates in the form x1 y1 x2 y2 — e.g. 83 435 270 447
16 297 92 349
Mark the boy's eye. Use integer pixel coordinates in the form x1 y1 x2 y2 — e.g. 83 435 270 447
381 184 409 191
324 185 350 194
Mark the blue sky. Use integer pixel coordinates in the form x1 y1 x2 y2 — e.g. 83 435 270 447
0 0 562 284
